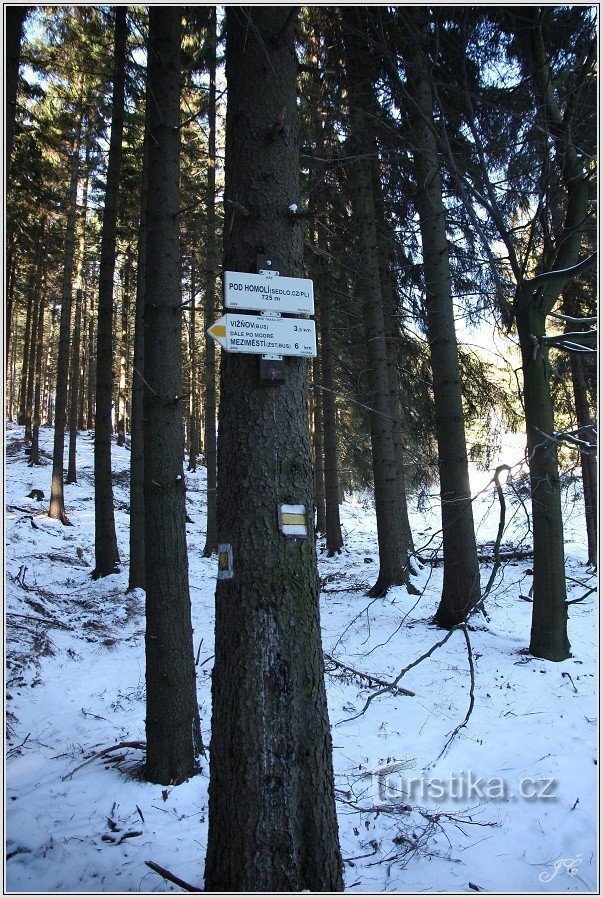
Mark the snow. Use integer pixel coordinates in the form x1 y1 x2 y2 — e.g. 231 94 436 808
5 422 598 893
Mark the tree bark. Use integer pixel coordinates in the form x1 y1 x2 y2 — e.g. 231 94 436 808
202 5 218 557
143 6 202 784
49 95 84 524
93 6 127 577
343 10 411 596
315 241 344 555
116 251 131 447
67 155 90 482
187 256 198 471
516 296 570 660
371 155 415 560
403 21 481 625
29 280 46 466
312 352 327 535
204 8 343 891
18 263 36 427
66 289 83 483
129 107 149 593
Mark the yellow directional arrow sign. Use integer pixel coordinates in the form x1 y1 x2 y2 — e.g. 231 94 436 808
207 314 316 358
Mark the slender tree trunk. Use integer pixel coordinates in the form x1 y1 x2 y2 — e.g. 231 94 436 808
86 295 95 430
187 256 198 471
371 156 415 560
515 296 570 660
343 11 411 596
562 287 597 566
43 301 58 426
317 259 344 555
8 327 17 421
308 81 345 550
29 283 46 467
49 97 84 524
518 9 588 660
143 7 202 783
128 93 149 593
67 156 90 480
25 263 44 442
18 265 36 427
117 251 131 446
93 6 127 577
66 289 83 483
6 241 17 378
202 6 218 557
312 352 327 534
570 352 597 566
403 24 481 625
204 8 343 891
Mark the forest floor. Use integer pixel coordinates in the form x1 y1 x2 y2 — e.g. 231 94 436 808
5 422 598 894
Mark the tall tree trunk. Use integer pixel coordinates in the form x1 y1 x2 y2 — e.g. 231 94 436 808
67 156 90 481
312 352 327 535
6 240 18 378
18 264 36 427
143 6 202 783
343 10 411 596
515 296 570 660
128 96 149 593
403 22 481 625
116 250 131 447
187 256 198 471
86 295 95 430
371 156 415 561
562 286 596 566
202 5 218 557
66 289 83 483
49 96 84 524
317 253 344 555
204 8 343 891
25 270 43 442
519 9 590 661
93 6 127 577
29 281 46 467
309 112 347 537
570 353 597 566
128 110 149 593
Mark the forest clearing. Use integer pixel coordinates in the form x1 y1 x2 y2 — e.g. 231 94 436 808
5 5 597 894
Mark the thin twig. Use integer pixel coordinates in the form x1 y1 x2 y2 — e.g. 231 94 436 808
61 741 146 780
144 860 202 892
428 624 475 767
324 653 415 697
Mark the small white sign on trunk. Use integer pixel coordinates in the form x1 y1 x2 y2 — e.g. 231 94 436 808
207 314 316 358
224 270 314 315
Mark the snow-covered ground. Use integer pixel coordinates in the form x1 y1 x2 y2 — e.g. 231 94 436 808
5 422 598 893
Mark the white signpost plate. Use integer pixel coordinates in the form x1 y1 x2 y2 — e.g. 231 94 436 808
208 314 316 357
224 270 314 315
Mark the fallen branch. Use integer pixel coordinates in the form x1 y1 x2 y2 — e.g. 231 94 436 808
144 860 202 892
61 741 146 780
6 611 73 630
428 624 475 767
566 586 597 605
336 462 510 726
324 653 415 697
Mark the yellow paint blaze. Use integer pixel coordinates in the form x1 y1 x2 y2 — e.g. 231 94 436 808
281 513 307 526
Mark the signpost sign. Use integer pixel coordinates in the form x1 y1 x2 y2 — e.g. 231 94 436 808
224 270 314 315
208 313 317 358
